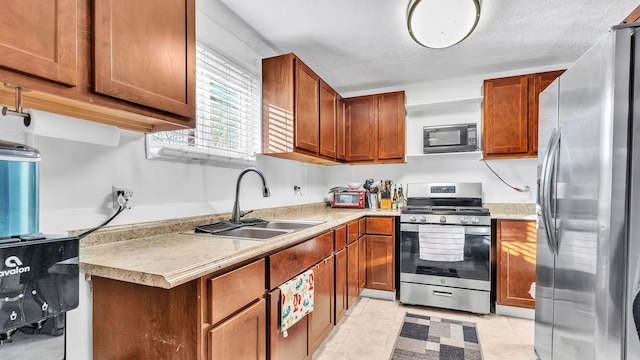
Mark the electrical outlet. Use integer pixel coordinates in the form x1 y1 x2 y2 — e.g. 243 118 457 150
112 186 133 209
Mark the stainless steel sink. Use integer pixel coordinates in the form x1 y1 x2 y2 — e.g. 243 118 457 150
252 219 324 230
214 227 289 239
190 219 325 241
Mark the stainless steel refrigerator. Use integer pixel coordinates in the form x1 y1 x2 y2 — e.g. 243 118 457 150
536 24 640 360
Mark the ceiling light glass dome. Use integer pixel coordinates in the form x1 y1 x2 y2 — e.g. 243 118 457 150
407 0 481 49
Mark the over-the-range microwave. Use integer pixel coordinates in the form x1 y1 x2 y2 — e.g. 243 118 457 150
423 123 478 154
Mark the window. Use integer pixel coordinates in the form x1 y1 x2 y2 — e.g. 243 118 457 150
146 42 260 165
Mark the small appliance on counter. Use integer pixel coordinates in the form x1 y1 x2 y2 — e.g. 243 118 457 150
328 185 366 209
0 140 80 360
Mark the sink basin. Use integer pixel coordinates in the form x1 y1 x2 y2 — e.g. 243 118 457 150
214 227 289 240
252 220 325 230
190 219 325 241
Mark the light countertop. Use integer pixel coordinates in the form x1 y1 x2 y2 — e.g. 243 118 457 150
80 207 398 289
80 202 536 289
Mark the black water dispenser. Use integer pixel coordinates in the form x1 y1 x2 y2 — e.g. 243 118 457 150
0 140 80 359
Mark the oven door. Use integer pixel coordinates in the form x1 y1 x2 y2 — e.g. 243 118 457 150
400 223 490 291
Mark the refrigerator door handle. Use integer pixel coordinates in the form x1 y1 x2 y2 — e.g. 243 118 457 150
540 128 561 255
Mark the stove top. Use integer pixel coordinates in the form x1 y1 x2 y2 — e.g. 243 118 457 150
402 206 490 216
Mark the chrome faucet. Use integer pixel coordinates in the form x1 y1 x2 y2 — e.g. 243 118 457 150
231 167 271 224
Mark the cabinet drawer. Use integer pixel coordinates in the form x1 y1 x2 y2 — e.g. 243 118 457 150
347 221 359 244
498 220 536 243
209 298 266 360
209 259 266 326
365 217 394 235
268 231 334 289
400 282 490 314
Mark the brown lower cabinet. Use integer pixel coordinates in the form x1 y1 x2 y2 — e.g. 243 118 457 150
92 258 266 360
363 217 395 291
209 299 266 360
310 256 335 353
268 288 311 360
358 234 367 291
334 247 347 324
92 217 396 360
92 277 199 360
366 235 394 291
267 231 334 360
346 240 359 308
496 219 537 309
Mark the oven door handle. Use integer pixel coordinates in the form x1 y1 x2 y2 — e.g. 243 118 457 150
464 227 491 235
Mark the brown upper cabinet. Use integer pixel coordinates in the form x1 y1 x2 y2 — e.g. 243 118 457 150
344 91 406 163
622 5 640 23
0 0 196 133
336 94 346 161
482 70 563 159
262 53 339 164
319 80 338 159
94 0 195 118
0 1 78 86
262 53 405 165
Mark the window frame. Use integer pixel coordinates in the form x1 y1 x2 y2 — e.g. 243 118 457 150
146 41 261 167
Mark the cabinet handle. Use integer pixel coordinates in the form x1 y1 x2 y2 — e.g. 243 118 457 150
433 290 452 297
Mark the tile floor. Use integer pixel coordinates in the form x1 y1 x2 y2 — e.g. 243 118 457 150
313 297 537 360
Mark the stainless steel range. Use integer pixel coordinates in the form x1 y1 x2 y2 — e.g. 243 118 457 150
399 182 491 314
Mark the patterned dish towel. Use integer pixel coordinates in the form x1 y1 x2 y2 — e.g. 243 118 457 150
278 269 314 337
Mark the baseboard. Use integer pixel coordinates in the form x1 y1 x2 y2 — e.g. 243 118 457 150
360 288 395 301
495 304 535 319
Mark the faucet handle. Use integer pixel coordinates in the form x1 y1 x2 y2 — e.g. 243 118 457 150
240 210 254 218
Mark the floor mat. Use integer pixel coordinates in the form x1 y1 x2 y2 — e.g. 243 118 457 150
390 312 483 360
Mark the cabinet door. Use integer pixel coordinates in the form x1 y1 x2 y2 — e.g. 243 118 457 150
366 235 394 291
532 70 564 155
94 0 195 117
310 256 335 353
209 299 266 360
336 94 346 161
377 92 406 160
347 220 359 244
319 80 337 159
358 235 367 291
483 75 531 158
0 0 77 86
346 240 359 308
345 96 376 161
622 5 640 23
268 288 311 360
365 217 394 235
496 220 537 308
334 248 347 324
294 59 320 153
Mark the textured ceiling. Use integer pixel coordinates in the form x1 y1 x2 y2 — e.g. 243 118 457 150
216 0 639 93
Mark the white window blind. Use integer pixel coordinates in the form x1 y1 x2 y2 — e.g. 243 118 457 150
146 42 260 164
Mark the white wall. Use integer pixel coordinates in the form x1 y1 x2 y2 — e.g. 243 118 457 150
0 1 572 358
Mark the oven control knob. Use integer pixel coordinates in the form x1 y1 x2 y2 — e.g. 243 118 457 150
419 216 427 222
409 216 416 222
460 216 468 224
439 216 447 223
471 216 480 224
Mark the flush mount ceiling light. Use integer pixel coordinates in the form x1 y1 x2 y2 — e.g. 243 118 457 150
407 0 481 49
